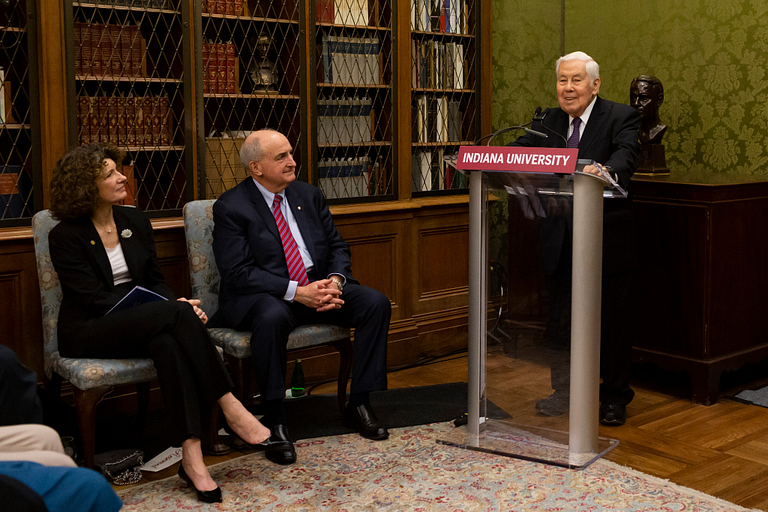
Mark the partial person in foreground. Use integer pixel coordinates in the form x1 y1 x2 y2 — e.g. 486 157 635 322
0 344 121 512
47 144 271 503
211 129 392 465
510 51 640 426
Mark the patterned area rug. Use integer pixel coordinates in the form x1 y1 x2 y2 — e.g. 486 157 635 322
118 422 757 511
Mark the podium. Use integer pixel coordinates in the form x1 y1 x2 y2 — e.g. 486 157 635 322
437 146 625 469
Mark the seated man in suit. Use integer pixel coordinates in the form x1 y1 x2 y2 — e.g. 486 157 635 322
211 129 392 465
510 51 641 426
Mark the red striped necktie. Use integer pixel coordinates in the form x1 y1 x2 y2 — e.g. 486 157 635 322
272 194 309 286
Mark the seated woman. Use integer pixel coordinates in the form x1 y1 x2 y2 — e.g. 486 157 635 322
48 144 270 504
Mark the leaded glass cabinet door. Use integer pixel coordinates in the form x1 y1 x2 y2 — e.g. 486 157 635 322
0 0 40 225
196 0 304 198
410 0 475 195
311 0 394 202
65 1 194 216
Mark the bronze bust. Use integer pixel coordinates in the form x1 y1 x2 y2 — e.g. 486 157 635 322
630 75 668 174
630 75 666 144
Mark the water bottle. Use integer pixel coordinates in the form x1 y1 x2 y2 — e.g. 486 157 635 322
290 359 305 397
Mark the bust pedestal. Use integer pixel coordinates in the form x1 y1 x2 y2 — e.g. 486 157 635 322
635 143 669 175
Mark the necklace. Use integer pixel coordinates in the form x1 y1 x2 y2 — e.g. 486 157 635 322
93 221 115 234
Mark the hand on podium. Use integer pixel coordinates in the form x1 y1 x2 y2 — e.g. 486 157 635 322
581 163 612 184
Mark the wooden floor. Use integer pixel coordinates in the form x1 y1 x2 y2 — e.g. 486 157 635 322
132 348 768 511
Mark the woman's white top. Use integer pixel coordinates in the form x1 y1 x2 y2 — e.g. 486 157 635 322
105 243 132 286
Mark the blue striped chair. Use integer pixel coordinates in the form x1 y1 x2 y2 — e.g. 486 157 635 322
182 199 353 415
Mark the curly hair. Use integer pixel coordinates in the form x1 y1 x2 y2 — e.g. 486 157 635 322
49 144 126 221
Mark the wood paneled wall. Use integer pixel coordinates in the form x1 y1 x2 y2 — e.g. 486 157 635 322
0 199 470 388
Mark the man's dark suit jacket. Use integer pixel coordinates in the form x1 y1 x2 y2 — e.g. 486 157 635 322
511 95 641 274
49 206 175 357
211 178 357 328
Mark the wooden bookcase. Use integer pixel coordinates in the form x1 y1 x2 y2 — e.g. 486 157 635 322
0 0 489 385
196 0 304 198
0 0 40 225
64 1 195 215
58 0 485 210
409 0 476 196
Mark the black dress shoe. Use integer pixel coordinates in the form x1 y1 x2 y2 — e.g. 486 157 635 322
261 424 296 465
178 464 222 504
599 403 627 426
343 404 389 440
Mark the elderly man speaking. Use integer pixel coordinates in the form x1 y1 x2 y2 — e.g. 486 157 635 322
509 51 641 426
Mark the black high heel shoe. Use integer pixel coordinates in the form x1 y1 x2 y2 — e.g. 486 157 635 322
178 464 223 503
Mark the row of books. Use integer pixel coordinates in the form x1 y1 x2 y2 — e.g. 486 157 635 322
413 95 461 143
317 98 373 145
413 39 464 90
318 156 386 198
316 0 370 26
202 42 237 94
412 148 466 192
74 23 144 78
320 35 381 85
110 0 170 6
411 0 469 34
201 0 244 15
77 95 173 147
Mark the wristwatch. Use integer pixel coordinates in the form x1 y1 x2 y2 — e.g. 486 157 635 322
331 277 344 292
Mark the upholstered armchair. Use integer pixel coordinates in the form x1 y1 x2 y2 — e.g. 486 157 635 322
182 199 353 414
32 210 226 468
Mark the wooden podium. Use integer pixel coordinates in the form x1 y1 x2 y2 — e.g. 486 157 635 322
437 146 624 469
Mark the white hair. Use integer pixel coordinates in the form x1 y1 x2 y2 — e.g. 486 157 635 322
556 51 600 84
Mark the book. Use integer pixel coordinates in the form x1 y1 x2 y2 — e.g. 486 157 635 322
226 42 236 94
317 0 334 22
106 285 168 315
216 42 227 94
129 25 142 77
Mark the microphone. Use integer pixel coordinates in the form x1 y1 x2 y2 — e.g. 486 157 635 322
534 107 568 147
475 125 548 146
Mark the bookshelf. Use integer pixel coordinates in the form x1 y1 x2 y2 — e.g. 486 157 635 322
310 0 394 201
196 0 304 199
409 0 475 195
59 0 486 210
65 1 194 214
0 1 40 224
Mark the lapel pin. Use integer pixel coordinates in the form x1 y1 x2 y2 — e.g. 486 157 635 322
90 240 95 245
298 206 302 210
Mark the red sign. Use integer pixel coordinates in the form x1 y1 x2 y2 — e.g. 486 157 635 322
456 146 578 174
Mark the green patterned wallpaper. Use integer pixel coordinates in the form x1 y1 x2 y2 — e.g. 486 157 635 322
491 0 560 139
492 0 768 178
489 1 768 263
